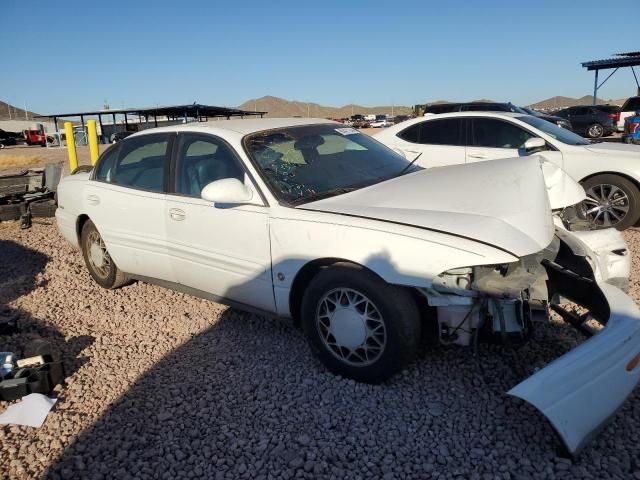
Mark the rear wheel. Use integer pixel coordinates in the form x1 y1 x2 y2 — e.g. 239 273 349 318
80 220 128 288
581 174 640 230
301 263 420 383
586 123 604 138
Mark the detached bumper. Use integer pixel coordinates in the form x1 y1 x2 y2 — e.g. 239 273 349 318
508 280 640 456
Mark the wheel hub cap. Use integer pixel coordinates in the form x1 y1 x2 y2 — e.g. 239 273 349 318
90 243 105 267
329 308 367 347
583 183 629 227
316 288 387 367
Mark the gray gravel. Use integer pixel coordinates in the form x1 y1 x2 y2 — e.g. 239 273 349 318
2 221 640 479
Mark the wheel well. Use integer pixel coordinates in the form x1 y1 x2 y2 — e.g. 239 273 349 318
76 214 90 242
288 258 361 324
580 171 640 192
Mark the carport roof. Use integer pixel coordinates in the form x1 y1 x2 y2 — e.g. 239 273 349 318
34 103 266 119
581 51 640 71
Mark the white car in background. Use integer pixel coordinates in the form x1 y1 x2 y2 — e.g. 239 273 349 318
618 96 640 131
375 112 640 229
55 118 640 455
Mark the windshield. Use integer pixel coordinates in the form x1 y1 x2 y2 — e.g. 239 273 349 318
518 115 591 145
244 124 420 204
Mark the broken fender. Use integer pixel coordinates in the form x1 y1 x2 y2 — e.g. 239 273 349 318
508 282 640 456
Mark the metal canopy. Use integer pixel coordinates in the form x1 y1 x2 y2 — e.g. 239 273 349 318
581 51 640 104
34 103 267 143
35 103 266 121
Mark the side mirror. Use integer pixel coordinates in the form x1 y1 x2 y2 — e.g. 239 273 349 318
201 178 257 205
524 137 546 154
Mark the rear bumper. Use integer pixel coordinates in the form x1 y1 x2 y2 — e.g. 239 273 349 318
55 208 79 248
508 282 640 455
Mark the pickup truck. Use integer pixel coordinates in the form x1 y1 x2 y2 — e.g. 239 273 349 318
618 96 640 132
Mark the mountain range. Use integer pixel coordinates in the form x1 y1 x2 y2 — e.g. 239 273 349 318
0 94 634 122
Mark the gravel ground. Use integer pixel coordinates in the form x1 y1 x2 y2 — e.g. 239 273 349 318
1 221 640 479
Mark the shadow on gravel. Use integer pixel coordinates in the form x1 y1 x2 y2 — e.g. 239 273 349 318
0 240 94 382
43 300 638 479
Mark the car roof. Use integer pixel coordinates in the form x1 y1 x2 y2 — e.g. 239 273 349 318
131 117 336 138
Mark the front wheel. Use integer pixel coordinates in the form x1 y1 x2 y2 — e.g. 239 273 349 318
586 123 604 138
80 220 129 288
581 174 640 230
301 263 420 383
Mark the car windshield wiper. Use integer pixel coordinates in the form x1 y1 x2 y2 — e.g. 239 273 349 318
396 152 423 177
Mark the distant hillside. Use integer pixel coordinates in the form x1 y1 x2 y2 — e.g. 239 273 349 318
529 95 627 110
0 100 43 121
238 95 412 118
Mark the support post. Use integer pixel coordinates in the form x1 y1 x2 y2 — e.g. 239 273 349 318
593 69 599 105
98 114 105 144
87 120 99 165
64 122 77 172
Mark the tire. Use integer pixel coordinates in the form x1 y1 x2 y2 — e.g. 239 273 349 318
586 123 604 139
301 262 420 383
80 219 128 289
581 174 640 230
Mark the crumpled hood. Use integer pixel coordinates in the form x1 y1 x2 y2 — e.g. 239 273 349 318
302 156 555 257
583 142 640 156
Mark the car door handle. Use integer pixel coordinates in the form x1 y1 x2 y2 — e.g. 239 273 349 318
405 149 420 154
169 208 186 221
86 194 100 206
468 153 488 159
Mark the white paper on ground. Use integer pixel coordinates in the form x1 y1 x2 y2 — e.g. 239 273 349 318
0 393 57 427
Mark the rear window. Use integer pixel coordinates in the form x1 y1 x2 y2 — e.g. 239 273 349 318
623 97 640 111
595 105 620 113
96 134 169 192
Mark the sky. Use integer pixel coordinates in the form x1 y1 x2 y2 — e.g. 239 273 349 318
1 0 638 114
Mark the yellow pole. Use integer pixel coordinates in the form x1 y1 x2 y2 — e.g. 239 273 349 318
87 119 99 165
64 122 77 172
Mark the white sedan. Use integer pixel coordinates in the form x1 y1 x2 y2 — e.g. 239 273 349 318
56 118 640 455
375 112 640 229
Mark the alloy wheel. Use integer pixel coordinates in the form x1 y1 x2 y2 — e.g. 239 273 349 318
315 288 387 367
583 183 630 227
588 124 603 138
87 230 112 278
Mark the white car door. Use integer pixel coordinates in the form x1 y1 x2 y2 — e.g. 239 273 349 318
164 132 275 313
390 118 467 168
85 132 174 281
466 116 565 166
465 117 527 163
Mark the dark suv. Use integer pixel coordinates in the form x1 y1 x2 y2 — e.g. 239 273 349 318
423 102 571 130
554 105 617 139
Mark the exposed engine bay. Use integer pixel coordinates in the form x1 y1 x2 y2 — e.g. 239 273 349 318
421 229 628 348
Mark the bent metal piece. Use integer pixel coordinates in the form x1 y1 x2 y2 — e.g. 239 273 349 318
508 281 640 456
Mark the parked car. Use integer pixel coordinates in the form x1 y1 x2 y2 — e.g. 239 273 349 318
375 111 640 229
623 111 640 144
618 96 640 132
392 114 412 124
554 105 617 138
423 102 571 130
0 129 17 148
56 118 640 456
369 119 390 128
23 128 46 146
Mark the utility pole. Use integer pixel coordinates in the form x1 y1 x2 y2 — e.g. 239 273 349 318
7 104 11 120
24 101 28 120
307 103 310 118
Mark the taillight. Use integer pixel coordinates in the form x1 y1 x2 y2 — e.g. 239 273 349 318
607 113 620 122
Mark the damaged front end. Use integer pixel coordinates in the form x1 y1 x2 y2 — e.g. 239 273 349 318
421 227 640 456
